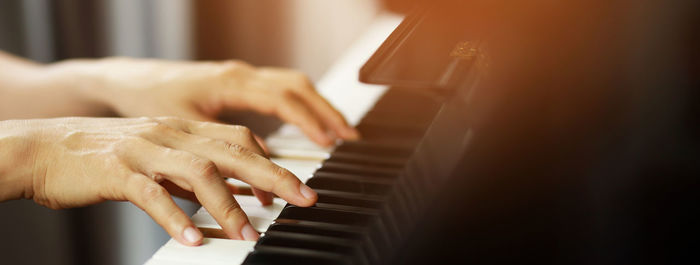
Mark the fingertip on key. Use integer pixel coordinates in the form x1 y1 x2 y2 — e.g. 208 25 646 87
299 183 318 203
315 132 333 147
241 223 260 241
183 226 203 246
344 127 361 140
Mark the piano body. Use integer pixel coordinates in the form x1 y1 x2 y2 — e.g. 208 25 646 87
147 1 699 264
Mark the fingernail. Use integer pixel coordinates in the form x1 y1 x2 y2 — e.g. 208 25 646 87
183 227 202 244
299 183 317 200
241 223 259 241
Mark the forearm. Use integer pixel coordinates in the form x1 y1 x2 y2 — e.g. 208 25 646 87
0 51 112 119
0 120 36 202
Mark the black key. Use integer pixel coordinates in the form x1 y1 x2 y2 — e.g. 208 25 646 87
278 206 394 249
316 162 400 179
316 190 385 209
311 202 403 248
326 152 408 168
355 122 426 141
314 171 395 184
268 220 368 240
270 219 382 264
256 231 369 265
243 246 350 265
360 110 433 129
276 206 394 257
335 141 414 158
277 206 376 226
306 174 393 195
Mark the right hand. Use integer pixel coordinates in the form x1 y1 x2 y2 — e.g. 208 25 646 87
0 117 318 246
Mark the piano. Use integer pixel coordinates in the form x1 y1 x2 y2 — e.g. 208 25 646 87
146 1 699 264
143 12 410 265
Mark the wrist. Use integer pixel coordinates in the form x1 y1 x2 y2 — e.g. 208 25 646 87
0 120 40 202
43 59 115 116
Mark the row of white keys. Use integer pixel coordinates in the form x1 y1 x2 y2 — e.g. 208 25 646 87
265 125 333 160
144 13 404 265
191 195 288 232
145 195 287 265
146 238 255 265
146 158 323 265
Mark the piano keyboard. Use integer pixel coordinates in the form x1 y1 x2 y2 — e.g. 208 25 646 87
148 86 443 265
144 14 405 265
241 86 447 265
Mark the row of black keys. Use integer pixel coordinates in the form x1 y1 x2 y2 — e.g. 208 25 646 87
242 89 445 265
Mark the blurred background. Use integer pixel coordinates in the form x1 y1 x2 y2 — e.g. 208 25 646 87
0 0 401 264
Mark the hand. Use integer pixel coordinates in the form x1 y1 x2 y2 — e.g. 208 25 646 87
0 117 318 246
66 58 359 146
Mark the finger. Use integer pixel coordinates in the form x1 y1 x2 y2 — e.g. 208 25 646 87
252 134 276 205
252 187 274 206
125 139 258 241
218 87 332 146
167 121 273 205
164 181 241 204
297 88 360 140
161 180 200 203
124 173 203 246
275 93 333 146
154 117 266 157
253 134 270 156
142 127 315 207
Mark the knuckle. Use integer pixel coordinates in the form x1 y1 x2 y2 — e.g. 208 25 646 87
225 143 257 160
150 122 173 134
272 166 294 184
225 142 245 155
190 158 219 180
279 89 297 101
141 183 167 204
218 60 251 75
233 125 252 137
136 116 154 123
221 202 245 218
160 116 181 123
161 116 188 129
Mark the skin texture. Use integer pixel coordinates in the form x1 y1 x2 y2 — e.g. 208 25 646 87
0 51 356 246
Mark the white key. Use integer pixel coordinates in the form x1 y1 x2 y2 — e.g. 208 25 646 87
144 258 195 265
266 125 333 160
148 238 254 265
191 195 286 232
270 157 321 183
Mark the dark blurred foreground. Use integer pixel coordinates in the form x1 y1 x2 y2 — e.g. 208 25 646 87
388 0 699 264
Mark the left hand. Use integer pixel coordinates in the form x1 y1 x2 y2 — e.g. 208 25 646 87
58 58 359 146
